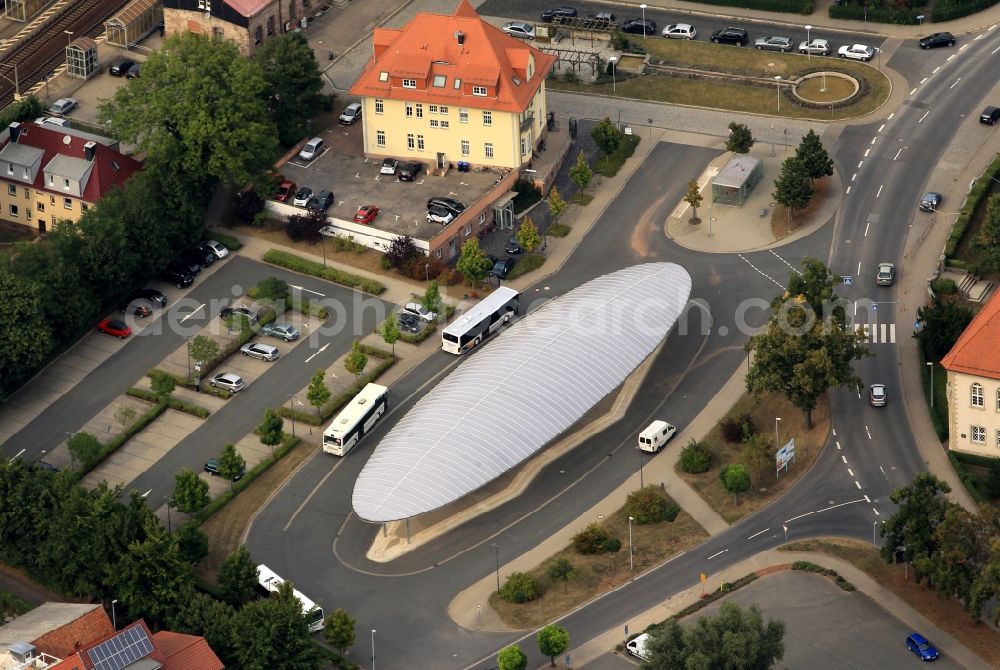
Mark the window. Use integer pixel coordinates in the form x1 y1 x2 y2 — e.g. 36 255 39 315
379 71 389 82
521 138 527 156
49 196 55 205
8 204 17 217
5 163 11 175
267 16 275 35
22 167 28 179
23 187 28 198
483 111 492 126
63 178 70 190
407 134 414 150
81 203 88 212
439 106 448 115
465 223 472 237
473 86 487 96
403 78 416 89
459 108 468 123
461 140 470 156
198 0 209 8
435 248 443 258
430 120 439 128
63 198 72 210
440 121 449 128
433 74 446 87
429 105 438 113
25 209 30 221
405 103 413 118
7 184 14 195
37 202 44 212
48 175 53 186
375 99 384 114
255 26 263 44
453 78 462 89
972 383 984 407
415 104 423 118
376 130 386 147
996 430 1000 447
417 135 425 151
213 27 224 39
484 143 494 159
972 425 986 443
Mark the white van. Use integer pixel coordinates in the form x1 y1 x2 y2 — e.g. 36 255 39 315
638 420 677 453
298 137 324 162
626 632 651 661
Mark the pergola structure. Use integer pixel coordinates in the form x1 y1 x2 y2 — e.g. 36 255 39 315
105 0 161 48
536 45 603 77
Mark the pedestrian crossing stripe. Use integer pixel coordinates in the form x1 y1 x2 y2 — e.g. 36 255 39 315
853 323 896 344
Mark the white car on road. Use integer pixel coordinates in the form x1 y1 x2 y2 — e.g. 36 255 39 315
662 23 696 39
838 44 875 61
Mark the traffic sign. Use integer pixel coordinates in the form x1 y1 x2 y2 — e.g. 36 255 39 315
872 303 879 311
842 276 853 285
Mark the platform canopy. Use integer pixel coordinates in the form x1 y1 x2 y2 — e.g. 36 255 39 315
352 262 693 523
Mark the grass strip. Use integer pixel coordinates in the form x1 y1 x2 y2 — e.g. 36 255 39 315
263 249 386 295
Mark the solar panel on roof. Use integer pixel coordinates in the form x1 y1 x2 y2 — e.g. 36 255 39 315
87 625 155 670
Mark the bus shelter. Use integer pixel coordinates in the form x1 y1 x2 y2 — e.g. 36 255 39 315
106 0 161 48
711 154 763 207
66 38 99 79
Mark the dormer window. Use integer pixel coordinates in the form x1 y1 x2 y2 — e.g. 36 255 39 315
433 74 446 87
473 86 487 96
379 71 389 82
454 78 462 89
402 78 416 89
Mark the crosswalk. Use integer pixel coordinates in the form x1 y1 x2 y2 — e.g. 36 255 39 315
853 322 896 344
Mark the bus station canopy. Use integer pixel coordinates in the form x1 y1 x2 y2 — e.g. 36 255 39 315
352 263 693 523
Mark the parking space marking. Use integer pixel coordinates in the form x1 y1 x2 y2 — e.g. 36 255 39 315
846 186 852 195
920 77 928 84
893 148 903 160
950 77 962 89
919 110 930 123
932 67 941 74
877 124 884 133
909 87 917 95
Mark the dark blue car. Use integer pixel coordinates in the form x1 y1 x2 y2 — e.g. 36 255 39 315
906 633 939 661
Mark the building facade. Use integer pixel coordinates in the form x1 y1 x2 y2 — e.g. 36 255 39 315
941 291 1000 458
349 0 556 170
163 0 312 56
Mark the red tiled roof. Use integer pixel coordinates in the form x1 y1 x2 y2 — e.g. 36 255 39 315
941 291 1000 379
31 607 114 660
45 621 166 670
0 123 142 203
350 0 556 113
223 0 271 17
153 631 225 670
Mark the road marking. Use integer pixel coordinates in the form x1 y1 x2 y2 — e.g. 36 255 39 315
769 250 801 275
888 113 894 120
707 549 728 560
290 283 325 297
855 481 862 489
864 221 870 237
857 261 861 275
283 455 349 531
747 528 769 540
950 77 963 89
959 44 968 51
848 468 854 477
920 77 928 84
873 508 880 515
846 186 852 195
893 148 903 160
919 110 930 123
932 66 941 74
786 510 815 523
858 160 864 168
180 303 205 322
867 430 872 439
8 449 25 462
864 495 871 503
994 46 1000 55
842 455 848 464
738 254 786 290
864 149 870 157
878 124 885 133
880 465 887 478
304 342 330 363
975 34 984 40
870 137 877 145
851 172 857 182
909 87 917 95
947 54 956 60
832 428 837 436
141 489 152 498
876 184 883 198
836 441 842 450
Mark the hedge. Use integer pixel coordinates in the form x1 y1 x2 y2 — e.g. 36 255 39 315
948 451 986 503
953 451 1000 468
262 249 386 295
695 0 812 12
246 286 328 319
126 387 211 418
933 0 999 21
944 153 1000 259
207 230 243 251
147 369 231 400
72 402 170 479
791 561 857 591
829 4 920 23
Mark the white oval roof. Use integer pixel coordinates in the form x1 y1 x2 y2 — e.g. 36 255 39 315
352 263 693 522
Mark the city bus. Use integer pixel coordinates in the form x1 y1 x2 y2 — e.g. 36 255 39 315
322 383 390 456
441 287 521 354
255 564 325 632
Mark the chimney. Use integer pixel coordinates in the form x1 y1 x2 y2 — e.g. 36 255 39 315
84 141 96 161
9 121 21 143
455 31 465 45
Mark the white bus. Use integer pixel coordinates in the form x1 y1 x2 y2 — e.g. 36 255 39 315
255 564 325 632
322 383 390 456
441 287 521 354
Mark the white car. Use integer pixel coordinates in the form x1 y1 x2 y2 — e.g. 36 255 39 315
838 44 874 61
662 23 696 39
292 186 313 207
48 98 78 115
798 38 831 55
427 206 455 225
380 158 398 175
200 239 229 259
502 21 535 39
626 633 651 662
402 302 437 322
35 116 71 128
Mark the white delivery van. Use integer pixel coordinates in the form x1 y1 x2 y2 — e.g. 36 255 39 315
638 420 677 453
626 632 652 661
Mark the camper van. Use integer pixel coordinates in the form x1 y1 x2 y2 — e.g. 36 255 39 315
638 420 677 453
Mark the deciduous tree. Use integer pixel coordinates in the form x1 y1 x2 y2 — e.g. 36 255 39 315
151 370 176 398
176 521 209 564
720 463 751 504
323 608 356 658
740 433 773 479
0 266 53 393
591 116 625 156
114 404 138 431
115 521 194 628
385 234 419 269
516 217 542 254
569 150 592 193
255 277 290 304
306 369 331 418
546 557 576 594
172 468 210 515
773 156 813 226
497 643 528 670
218 443 246 485
456 238 493 286
726 122 755 153
254 33 327 147
915 294 974 360
67 432 103 470
422 279 443 315
683 180 703 224
231 581 321 670
218 545 259 606
794 129 834 181
548 186 567 221
537 624 569 667
258 408 284 452
189 335 220 372
880 473 952 565
344 340 368 388
381 316 400 354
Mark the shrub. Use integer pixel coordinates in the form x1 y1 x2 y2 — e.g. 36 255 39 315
624 486 670 524
263 249 386 295
930 277 958 295
601 537 622 553
663 502 680 522
286 211 327 243
679 440 714 474
232 188 265 225
720 414 756 443
573 523 610 555
500 572 539 603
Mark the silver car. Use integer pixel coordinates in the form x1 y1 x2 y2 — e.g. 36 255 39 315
210 372 245 394
798 38 831 55
49 98 78 115
262 321 300 341
875 262 895 286
754 36 793 52
502 21 535 39
870 384 887 407
298 137 324 162
240 342 280 361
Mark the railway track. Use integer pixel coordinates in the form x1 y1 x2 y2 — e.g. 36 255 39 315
0 0 127 110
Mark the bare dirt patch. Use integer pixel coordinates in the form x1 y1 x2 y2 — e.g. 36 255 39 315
771 176 831 239
676 391 830 524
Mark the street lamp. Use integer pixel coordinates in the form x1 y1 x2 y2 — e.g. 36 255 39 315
775 417 782 449
111 599 118 630
640 4 647 39
288 394 296 438
774 76 782 112
64 30 73 48
804 25 812 60
873 520 882 560
609 56 617 93
637 446 644 488
371 629 376 670
926 361 934 408
627 516 634 571
492 543 500 592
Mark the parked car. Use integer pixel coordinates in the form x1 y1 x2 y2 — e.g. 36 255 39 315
798 38 831 55
403 302 437 322
980 106 1000 125
919 32 954 49
275 180 297 202
240 342 280 361
626 634 651 662
869 383 887 407
838 44 875 61
380 158 398 175
298 137 324 161
339 102 362 125
35 116 70 127
210 372 245 394
183 246 215 267
109 58 135 76
427 197 466 214
427 206 455 225
876 262 895 286
292 186 313 207
134 288 168 308
200 240 229 260
167 258 200 276
662 23 696 39
399 162 422 181
125 63 141 79
353 204 380 225
541 6 576 21
710 27 748 46
905 633 939 661
489 257 516 279
157 269 193 288
621 19 657 35
398 312 422 333
307 190 334 213
48 98 78 115
204 457 245 481
97 319 132 339
502 21 535 39
589 11 616 22
755 36 793 52
262 321 300 341
220 305 258 323
118 299 153 318
505 238 522 254
919 192 941 212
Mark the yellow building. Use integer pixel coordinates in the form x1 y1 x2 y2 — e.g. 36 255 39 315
941 290 1000 457
349 0 556 170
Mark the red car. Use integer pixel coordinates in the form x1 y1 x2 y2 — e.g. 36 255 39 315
275 180 297 202
353 205 380 225
97 319 132 339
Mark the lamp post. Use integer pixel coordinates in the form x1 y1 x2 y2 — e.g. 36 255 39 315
627 516 634 571
164 497 173 532
111 599 118 630
638 446 644 488
609 56 617 93
492 543 500 592
640 4 647 39
64 30 73 47
804 25 812 60
775 417 782 450
873 520 881 560
927 361 934 408
371 629 376 670
774 76 782 112
288 394 296 437
770 122 776 158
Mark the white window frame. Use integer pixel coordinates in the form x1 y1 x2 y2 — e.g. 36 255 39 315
473 86 487 96
405 103 414 118
416 104 423 118
429 105 438 113
407 134 415 150
440 121 449 129
417 135 425 151
972 383 984 408
403 78 417 89
429 120 439 128
461 140 470 156
459 109 468 123
484 143 494 159
439 106 449 114
375 99 384 114
483 111 492 126
972 425 986 443
376 130 386 147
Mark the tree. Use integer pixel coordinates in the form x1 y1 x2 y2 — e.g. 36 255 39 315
591 116 625 156
258 408 284 452
726 122 755 153
306 369 331 418
773 155 813 228
974 195 1000 272
114 403 138 431
344 340 368 388
254 33 327 147
232 187 266 224
0 265 53 393
624 486 670 524
784 257 847 324
116 520 194 628
548 186 568 221
255 276 290 305
189 335 220 372
99 32 277 190
720 463 751 504
500 572 539 603
915 294 974 360
167 589 237 665
914 505 993 614
172 468 210 515
323 608 356 658
219 545 259 606
880 473 952 565
536 624 569 667
176 521 209 564
231 581 321 670
422 279 443 315
385 234 419 269
969 536 1000 626
67 432 103 470
286 210 328 244
150 369 176 398
497 643 528 670
546 557 576 594
683 180 703 224
516 217 542 254
645 602 785 670
740 433 773 479
569 150 592 193
794 129 834 181
456 238 493 286
218 443 246 486
381 317 400 354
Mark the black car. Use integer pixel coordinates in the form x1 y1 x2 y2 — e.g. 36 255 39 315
398 313 422 334
505 238 522 254
135 288 167 307
158 269 193 288
109 58 135 77
621 19 657 35
307 189 334 213
125 63 141 79
426 197 466 214
489 257 517 279
541 6 577 22
710 27 748 46
980 106 1000 125
183 246 215 267
919 32 955 49
204 457 244 481
399 162 422 181
167 258 200 276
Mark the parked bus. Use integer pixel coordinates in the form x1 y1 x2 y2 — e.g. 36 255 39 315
441 287 521 354
322 383 390 456
255 564 325 632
